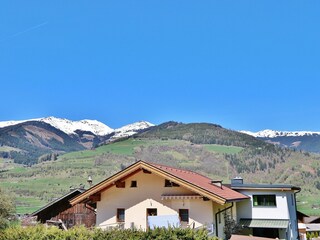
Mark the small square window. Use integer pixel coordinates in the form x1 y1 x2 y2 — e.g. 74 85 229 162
131 181 137 188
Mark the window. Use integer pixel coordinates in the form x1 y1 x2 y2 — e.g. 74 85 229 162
164 179 180 187
115 181 125 188
179 209 189 223
131 181 137 188
147 208 157 216
172 182 180 187
165 180 171 187
253 195 276 207
253 228 279 238
117 208 125 222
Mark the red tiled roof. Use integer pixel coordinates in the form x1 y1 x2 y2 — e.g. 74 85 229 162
149 162 248 202
70 160 248 206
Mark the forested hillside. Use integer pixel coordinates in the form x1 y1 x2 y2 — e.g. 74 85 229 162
137 121 264 147
0 121 87 164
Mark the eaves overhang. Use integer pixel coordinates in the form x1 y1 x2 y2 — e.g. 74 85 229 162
70 160 248 206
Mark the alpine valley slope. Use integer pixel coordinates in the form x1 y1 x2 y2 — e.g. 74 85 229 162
0 117 154 164
1 121 320 215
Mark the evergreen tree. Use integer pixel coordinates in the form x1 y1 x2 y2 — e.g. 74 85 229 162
0 188 15 229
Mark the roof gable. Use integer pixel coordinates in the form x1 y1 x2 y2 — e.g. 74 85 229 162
70 161 248 206
32 189 84 216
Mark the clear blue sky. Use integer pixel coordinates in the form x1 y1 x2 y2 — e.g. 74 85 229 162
1 1 319 131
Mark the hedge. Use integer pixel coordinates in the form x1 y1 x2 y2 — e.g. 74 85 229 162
0 225 220 240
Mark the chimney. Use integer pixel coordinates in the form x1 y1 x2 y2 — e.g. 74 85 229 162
211 180 223 189
231 177 243 186
87 176 93 187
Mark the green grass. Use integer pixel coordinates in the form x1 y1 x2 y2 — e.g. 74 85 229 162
7 166 29 174
297 195 320 216
2 137 320 216
0 146 23 152
0 158 26 172
62 139 148 159
203 144 243 154
15 197 47 214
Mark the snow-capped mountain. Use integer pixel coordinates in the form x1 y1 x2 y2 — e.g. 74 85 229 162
113 121 155 139
41 117 114 136
240 129 320 153
0 117 114 136
0 117 154 138
0 117 155 164
241 129 320 138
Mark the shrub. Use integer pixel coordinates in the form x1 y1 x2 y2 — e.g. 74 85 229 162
0 225 220 240
0 188 15 230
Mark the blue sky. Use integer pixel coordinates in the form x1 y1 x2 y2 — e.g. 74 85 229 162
1 1 319 131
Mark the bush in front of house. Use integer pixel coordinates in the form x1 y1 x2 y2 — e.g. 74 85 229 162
0 225 220 240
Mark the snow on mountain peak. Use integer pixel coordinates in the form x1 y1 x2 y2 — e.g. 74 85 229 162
0 117 114 136
116 121 154 132
240 129 320 138
40 117 114 136
112 121 155 139
0 117 154 138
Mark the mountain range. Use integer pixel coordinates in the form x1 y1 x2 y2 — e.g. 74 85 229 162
2 116 320 166
2 118 320 215
242 129 320 153
0 117 153 164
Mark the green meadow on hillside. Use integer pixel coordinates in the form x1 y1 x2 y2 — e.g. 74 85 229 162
1 138 320 215
0 139 243 214
203 144 243 154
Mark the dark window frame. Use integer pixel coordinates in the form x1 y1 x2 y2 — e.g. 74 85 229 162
130 180 137 188
179 209 189 223
117 208 125 222
164 179 180 187
253 195 277 207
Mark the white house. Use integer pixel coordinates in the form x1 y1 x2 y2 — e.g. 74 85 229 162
70 161 300 240
230 177 300 240
70 160 248 239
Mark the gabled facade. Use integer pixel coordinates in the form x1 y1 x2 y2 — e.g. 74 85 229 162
70 161 301 240
70 160 248 239
231 178 300 240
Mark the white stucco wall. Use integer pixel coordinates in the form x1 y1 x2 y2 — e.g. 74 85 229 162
236 190 290 220
235 189 299 240
96 170 224 232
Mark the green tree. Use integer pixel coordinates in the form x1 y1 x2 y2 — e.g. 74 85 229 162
223 211 242 240
0 188 15 229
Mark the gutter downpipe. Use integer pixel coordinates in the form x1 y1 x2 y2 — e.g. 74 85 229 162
215 202 234 239
293 188 301 240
